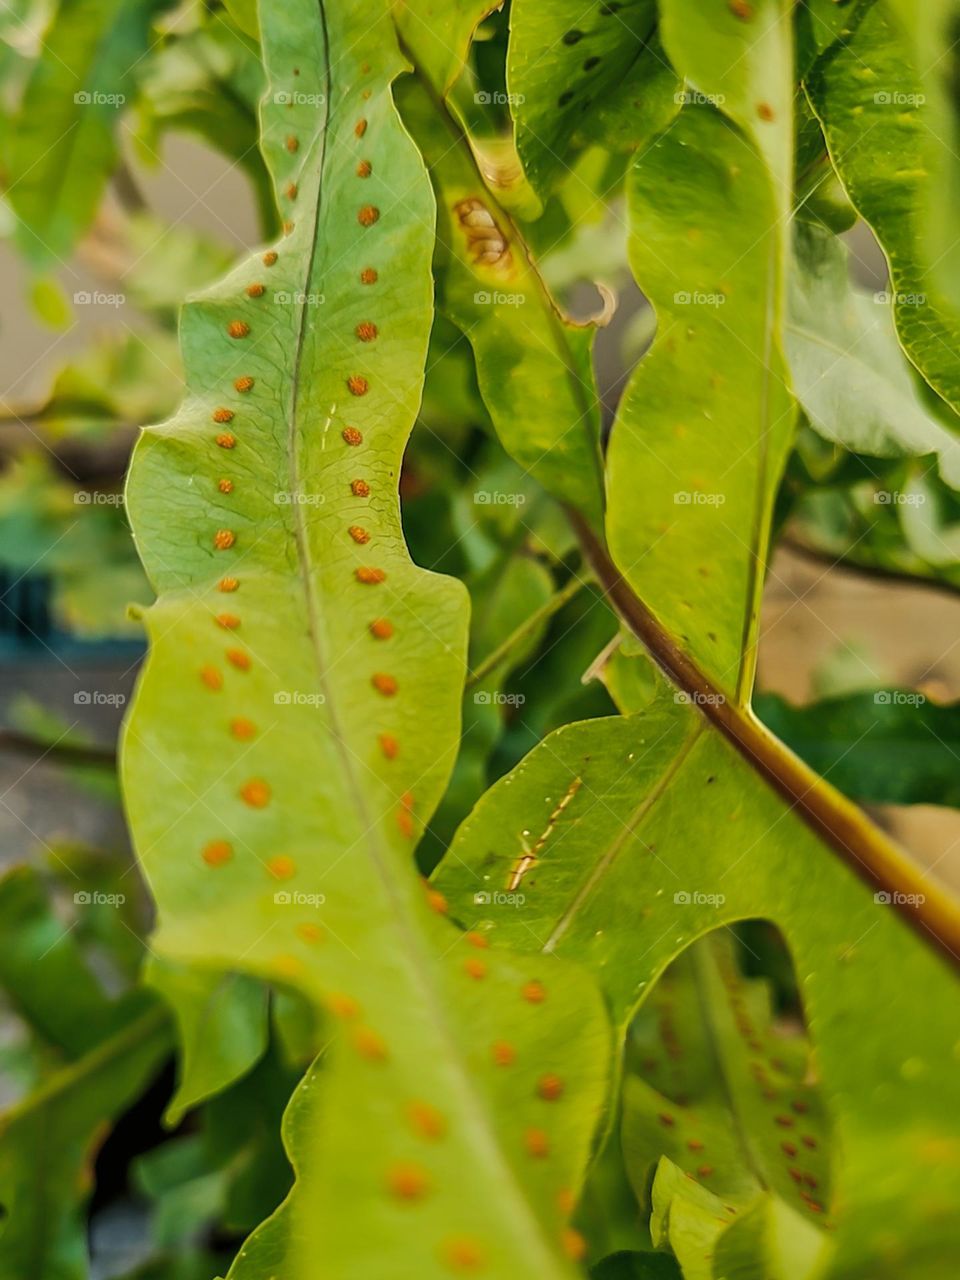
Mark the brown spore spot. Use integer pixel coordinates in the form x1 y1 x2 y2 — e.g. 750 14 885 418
212 407 234 423
492 1040 515 1066
358 205 380 227
268 854 295 879
757 102 775 121
658 1113 675 1127
387 1162 429 1201
372 672 397 696
202 840 232 866
360 267 378 284
246 283 265 298
425 887 448 915
356 159 372 178
263 251 278 265
240 778 271 808
697 1165 714 1178
354 1026 388 1061
218 577 239 592
348 525 370 544
214 529 236 550
355 321 378 341
285 135 299 152
463 956 487 980
218 478 234 494
774 1115 795 1128
355 566 386 584
216 433 236 449
351 478 370 497
347 374 369 396
378 732 398 759
285 181 298 200
235 375 255 392
342 426 363 446
408 1100 446 1140
230 717 256 740
226 649 251 671
227 320 250 338
729 0 753 16
522 980 546 1004
355 118 368 137
537 1074 564 1102
524 1128 549 1158
200 665 222 691
370 618 393 639
216 613 240 629
465 932 488 949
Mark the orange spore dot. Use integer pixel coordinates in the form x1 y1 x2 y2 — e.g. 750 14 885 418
355 118 367 137
216 613 240 629
372 672 397 696
267 854 295 879
342 426 363 446
355 321 377 341
465 931 488 949
285 135 299 152
524 1128 550 1158
387 1162 429 1201
274 953 302 978
729 0 753 16
557 1188 576 1215
441 1237 483 1271
283 219 295 234
285 181 298 199
200 665 222 691
463 956 487 980
327 992 361 1020
561 1228 587 1262
218 478 234 494
351 478 370 496
297 921 323 943
202 840 232 866
226 648 251 671
212 407 234 423
218 577 239 592
370 618 393 639
241 778 271 808
408 1100 446 1139
347 374 369 396
349 525 370 544
400 791 414 810
697 1164 714 1178
215 433 236 449
426 888 448 915
355 566 386 584
214 529 235 550
537 1074 564 1102
356 159 372 178
227 320 250 338
246 282 266 298
230 717 256 740
378 732 398 759
491 1040 515 1066
360 267 378 284
758 101 775 121
234 375 255 392
263 251 278 265
354 1026 388 1061
397 809 415 838
358 205 380 227
522 980 546 1004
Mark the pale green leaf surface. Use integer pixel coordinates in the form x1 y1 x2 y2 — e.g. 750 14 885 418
606 107 795 704
712 1192 832 1280
506 0 672 199
398 77 606 531
392 0 495 98
806 0 960 417
123 2 611 1276
438 692 960 1276
787 223 960 487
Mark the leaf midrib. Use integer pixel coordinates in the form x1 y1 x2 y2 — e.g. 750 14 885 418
281 12 577 1269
